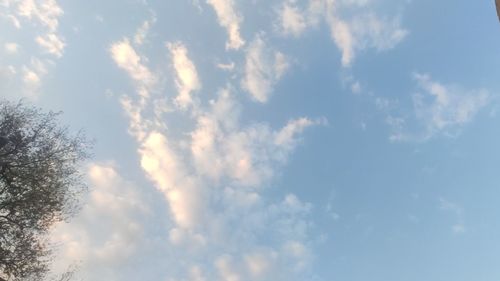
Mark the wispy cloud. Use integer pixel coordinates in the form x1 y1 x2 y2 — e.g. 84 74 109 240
16 0 63 31
386 73 491 141
134 16 156 45
206 0 245 50
324 3 407 67
107 19 323 277
4 42 19 54
241 35 290 103
168 42 201 110
50 164 154 279
1 0 65 94
439 198 466 234
15 0 66 57
110 39 156 96
35 33 65 57
276 0 408 67
22 57 48 92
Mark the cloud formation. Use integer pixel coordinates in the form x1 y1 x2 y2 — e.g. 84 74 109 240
276 0 407 67
241 35 290 103
107 25 323 278
13 0 66 56
382 73 491 141
206 0 245 50
4 42 19 54
168 42 201 109
22 57 48 91
36 33 65 57
50 164 156 280
1 0 65 94
278 2 307 37
110 39 156 97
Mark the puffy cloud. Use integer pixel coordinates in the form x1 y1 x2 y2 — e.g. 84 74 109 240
386 73 491 141
241 36 290 103
36 33 65 57
168 42 201 109
206 0 245 50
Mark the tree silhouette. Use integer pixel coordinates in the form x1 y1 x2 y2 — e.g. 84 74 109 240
0 101 90 281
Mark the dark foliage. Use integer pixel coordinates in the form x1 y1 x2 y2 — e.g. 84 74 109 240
0 101 89 280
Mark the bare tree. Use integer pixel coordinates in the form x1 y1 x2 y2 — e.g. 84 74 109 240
496 0 500 21
0 101 90 281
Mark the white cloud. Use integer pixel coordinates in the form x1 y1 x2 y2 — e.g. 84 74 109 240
17 0 62 31
413 73 490 131
0 0 65 95
278 2 307 37
325 9 407 67
49 164 154 280
216 61 235 71
139 131 206 229
276 0 408 67
190 89 321 187
168 42 201 109
328 17 355 66
108 22 322 277
22 68 40 85
134 17 156 45
117 83 320 280
22 57 48 90
349 13 408 51
386 73 491 141
36 33 65 57
241 36 290 103
4 42 19 54
206 0 245 50
110 39 156 96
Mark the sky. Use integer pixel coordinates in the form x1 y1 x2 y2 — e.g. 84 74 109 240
1 0 500 280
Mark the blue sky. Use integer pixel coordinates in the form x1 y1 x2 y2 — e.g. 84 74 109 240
1 0 500 280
